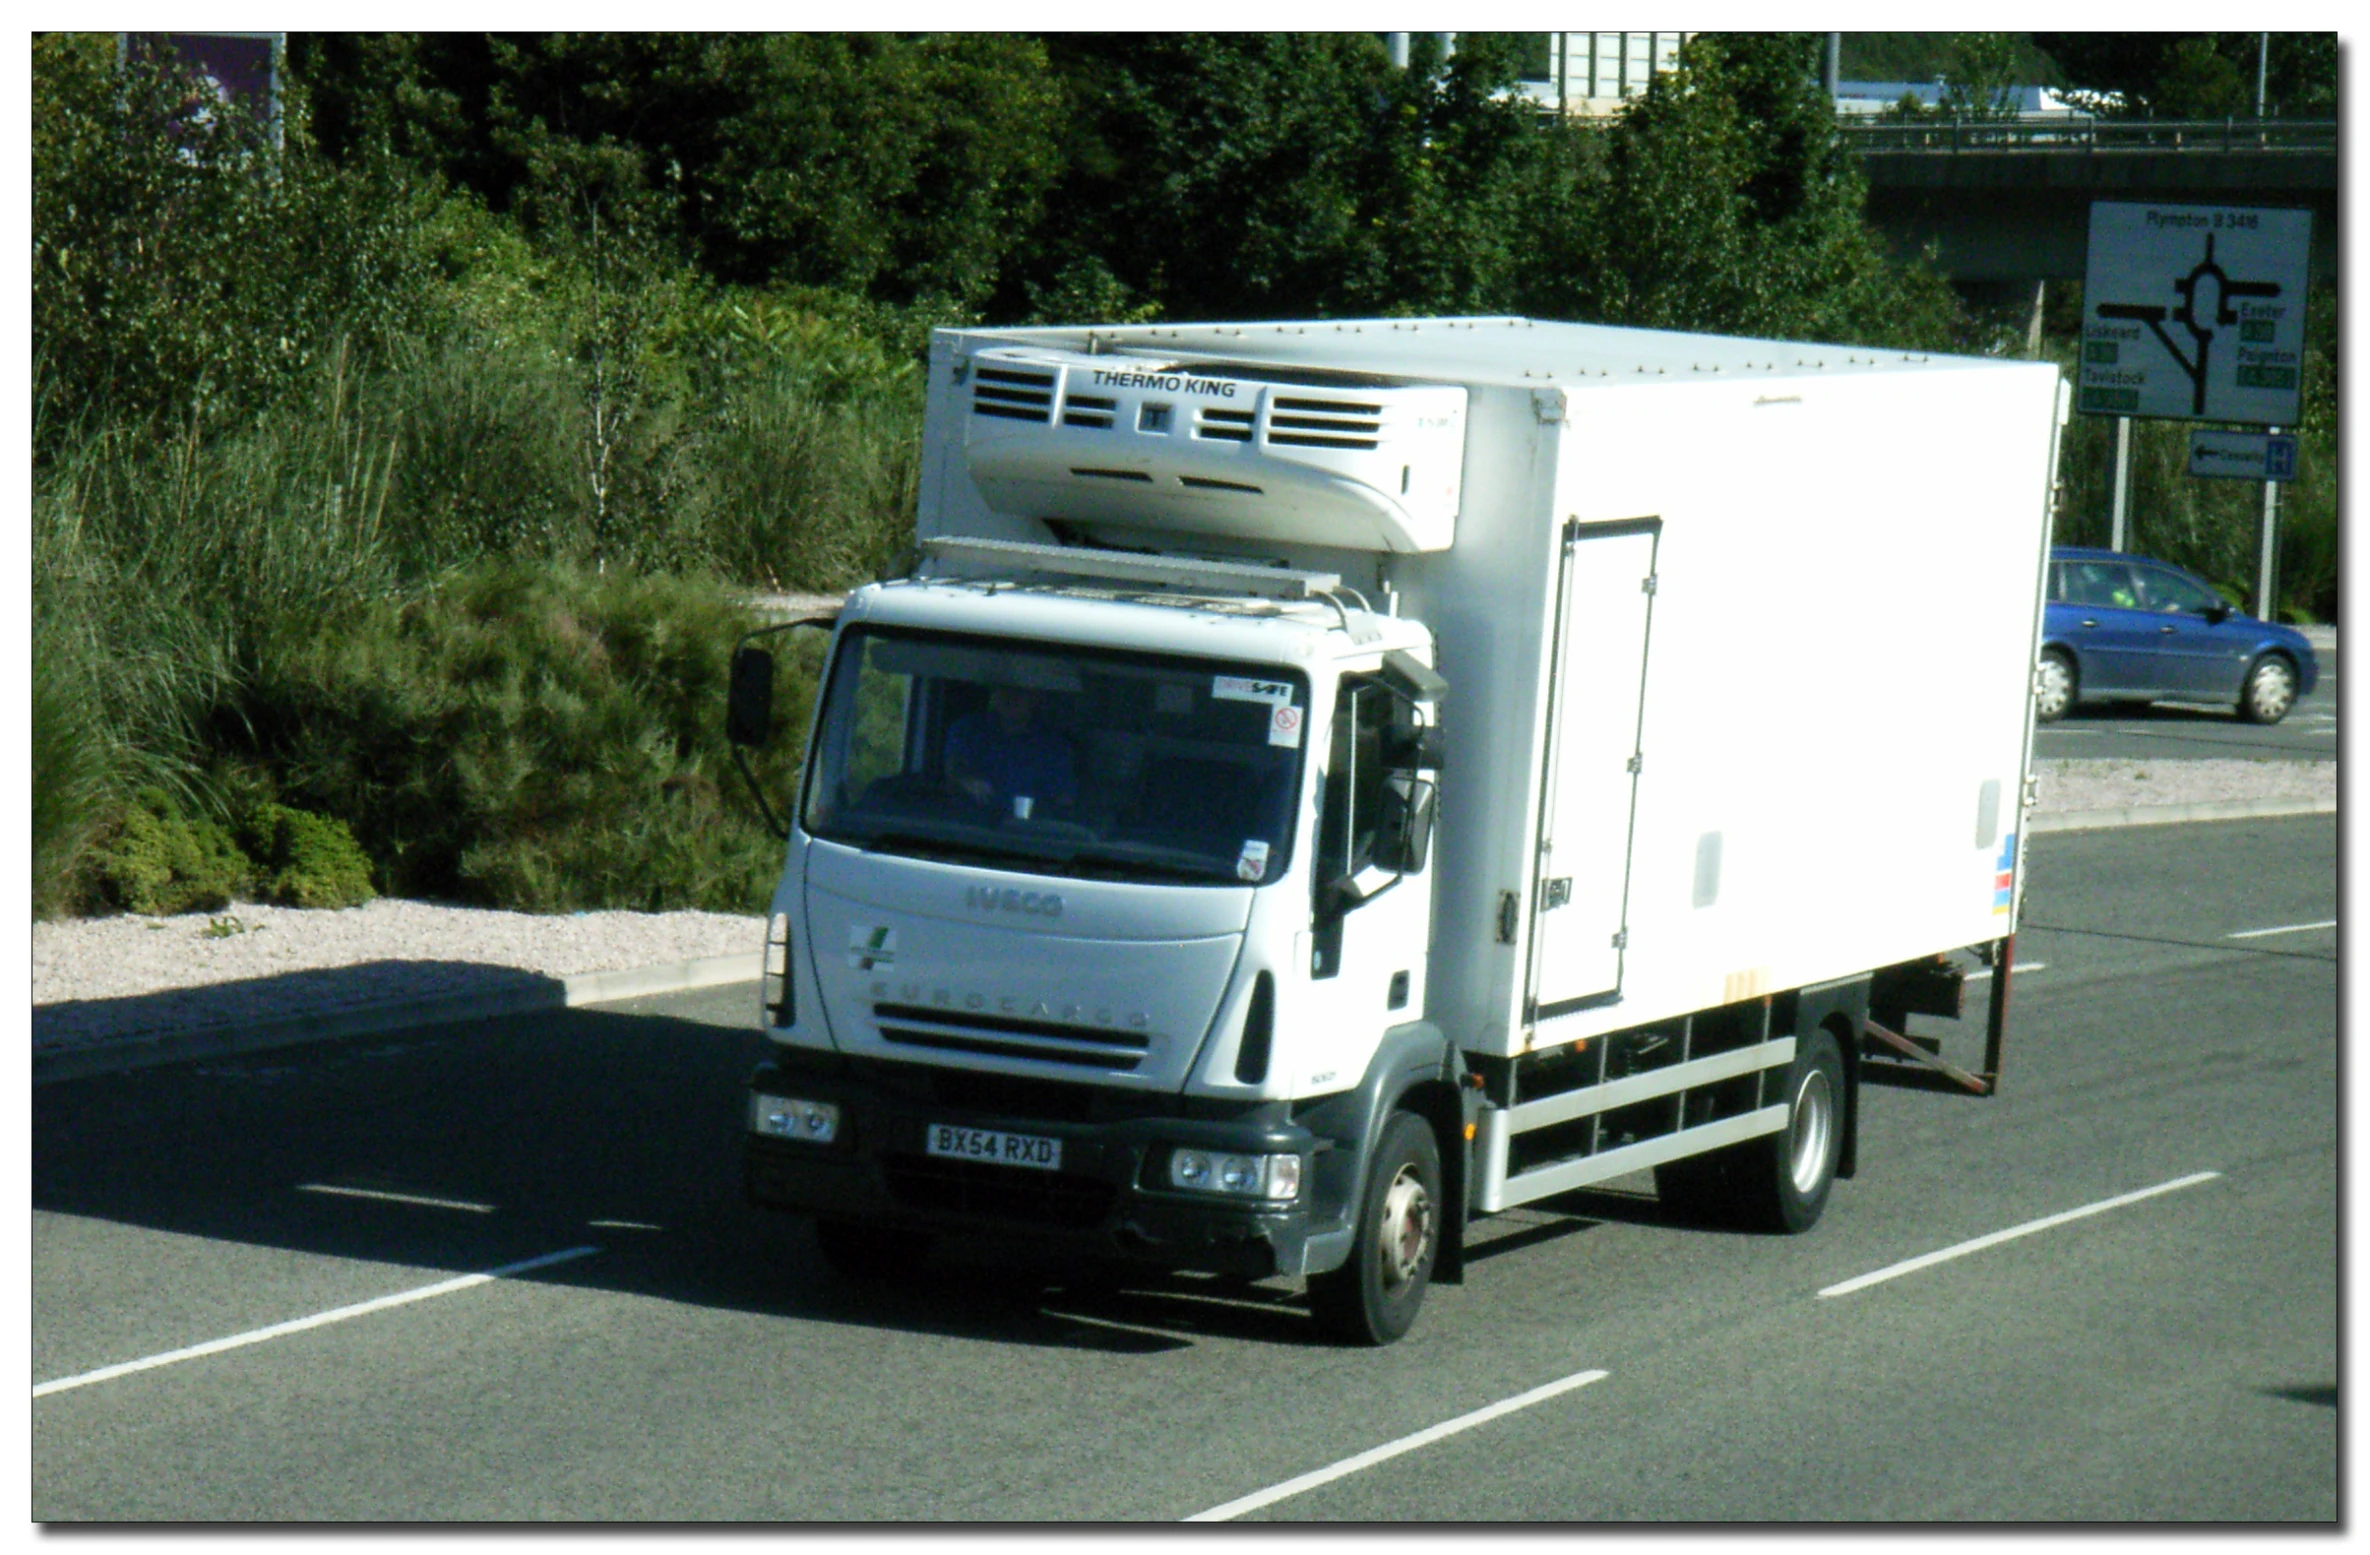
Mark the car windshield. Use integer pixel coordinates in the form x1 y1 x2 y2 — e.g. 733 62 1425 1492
801 626 1308 887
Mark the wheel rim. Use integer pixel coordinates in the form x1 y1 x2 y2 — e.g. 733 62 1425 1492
1377 1165 1434 1291
1788 1068 1837 1196
2252 661 2295 719
2036 657 2072 718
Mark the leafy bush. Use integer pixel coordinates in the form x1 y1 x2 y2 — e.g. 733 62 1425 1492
238 803 378 909
89 789 253 917
234 561 815 913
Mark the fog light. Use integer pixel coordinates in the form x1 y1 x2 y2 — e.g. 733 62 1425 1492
1172 1150 1212 1189
750 1093 839 1143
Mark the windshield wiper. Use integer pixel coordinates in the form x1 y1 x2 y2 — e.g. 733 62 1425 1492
1062 846 1232 883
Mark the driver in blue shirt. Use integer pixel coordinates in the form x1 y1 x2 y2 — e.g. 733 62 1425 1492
946 686 1077 815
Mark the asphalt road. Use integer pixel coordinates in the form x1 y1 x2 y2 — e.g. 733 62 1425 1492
32 816 2336 1522
2032 656 2336 763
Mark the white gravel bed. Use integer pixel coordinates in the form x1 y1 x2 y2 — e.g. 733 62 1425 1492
27 757 2334 1057
2032 756 2337 813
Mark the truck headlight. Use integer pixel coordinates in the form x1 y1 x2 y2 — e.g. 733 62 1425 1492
1168 1148 1301 1201
750 1093 839 1143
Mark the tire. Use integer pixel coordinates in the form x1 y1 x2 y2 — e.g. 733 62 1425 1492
2034 649 2077 723
2238 655 2298 725
1730 1026 1846 1234
1309 1112 1441 1346
813 1218 928 1281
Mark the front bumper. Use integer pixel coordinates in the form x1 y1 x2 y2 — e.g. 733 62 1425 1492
742 1054 1335 1279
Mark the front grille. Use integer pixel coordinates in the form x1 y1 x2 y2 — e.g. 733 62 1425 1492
971 365 1056 423
882 1153 1116 1228
874 1002 1150 1072
1266 395 1382 450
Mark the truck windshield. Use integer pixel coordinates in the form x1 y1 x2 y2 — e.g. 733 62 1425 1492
801 626 1309 887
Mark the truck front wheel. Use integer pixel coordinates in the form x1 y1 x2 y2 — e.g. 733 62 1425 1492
1309 1112 1441 1346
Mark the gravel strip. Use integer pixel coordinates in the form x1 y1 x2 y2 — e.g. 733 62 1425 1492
29 757 2335 1059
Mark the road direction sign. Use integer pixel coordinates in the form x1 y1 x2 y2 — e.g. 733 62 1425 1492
2079 202 2312 425
2188 429 2298 483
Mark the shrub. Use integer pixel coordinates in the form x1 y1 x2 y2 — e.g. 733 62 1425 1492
235 560 815 913
238 803 378 909
89 789 253 917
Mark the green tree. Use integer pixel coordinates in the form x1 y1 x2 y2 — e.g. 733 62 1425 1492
33 32 441 451
2033 33 2336 117
288 32 1063 315
1527 33 1968 348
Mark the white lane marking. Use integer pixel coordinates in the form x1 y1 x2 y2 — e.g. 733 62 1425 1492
298 1183 495 1214
1964 962 2046 982
32 1245 600 1399
1818 1172 2220 1299
2227 919 2337 940
586 1219 665 1231
1185 1368 1610 1521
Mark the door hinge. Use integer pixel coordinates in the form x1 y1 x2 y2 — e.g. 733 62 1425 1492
1641 573 1658 596
1540 876 1572 911
1609 929 1628 951
1534 389 1568 425
1625 752 1643 775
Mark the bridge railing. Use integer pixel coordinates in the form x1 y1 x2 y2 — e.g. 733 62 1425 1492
1839 116 2338 155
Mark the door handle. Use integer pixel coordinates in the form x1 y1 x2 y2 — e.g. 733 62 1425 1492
2080 619 2100 628
2160 624 2177 634
1540 877 1572 911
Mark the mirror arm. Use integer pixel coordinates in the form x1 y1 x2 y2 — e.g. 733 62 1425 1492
729 612 836 843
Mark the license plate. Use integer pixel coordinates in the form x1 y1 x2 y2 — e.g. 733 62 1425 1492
926 1123 1062 1171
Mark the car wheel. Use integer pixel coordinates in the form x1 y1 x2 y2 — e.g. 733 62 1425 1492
1308 1111 1440 1346
2034 649 2077 723
2239 655 2298 725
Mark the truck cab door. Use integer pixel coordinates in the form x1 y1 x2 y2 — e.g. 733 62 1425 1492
1301 673 1435 1088
1528 517 1660 1019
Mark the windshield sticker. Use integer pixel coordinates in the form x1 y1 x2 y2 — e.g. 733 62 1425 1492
1268 703 1305 748
1236 839 1271 882
1212 675 1295 706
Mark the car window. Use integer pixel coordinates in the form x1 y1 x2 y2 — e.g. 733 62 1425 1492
2046 562 2064 602
2134 565 2223 615
2061 561 2139 609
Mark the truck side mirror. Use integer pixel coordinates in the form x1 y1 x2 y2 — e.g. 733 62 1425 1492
726 646 776 748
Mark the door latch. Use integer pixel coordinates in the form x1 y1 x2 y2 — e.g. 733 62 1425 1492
1540 877 1573 911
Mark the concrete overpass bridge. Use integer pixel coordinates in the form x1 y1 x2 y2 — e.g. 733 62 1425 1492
1847 118 2339 294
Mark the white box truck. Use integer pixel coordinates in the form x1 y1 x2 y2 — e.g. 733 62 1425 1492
727 316 2067 1344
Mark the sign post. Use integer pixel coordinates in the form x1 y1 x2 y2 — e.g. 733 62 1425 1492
2079 200 2312 619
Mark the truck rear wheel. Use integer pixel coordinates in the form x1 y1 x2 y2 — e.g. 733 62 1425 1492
1732 1026 1845 1233
813 1218 929 1281
1309 1112 1440 1346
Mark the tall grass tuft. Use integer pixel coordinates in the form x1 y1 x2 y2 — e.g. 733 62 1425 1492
235 561 815 913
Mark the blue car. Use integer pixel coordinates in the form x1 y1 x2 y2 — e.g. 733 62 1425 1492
2037 546 2318 724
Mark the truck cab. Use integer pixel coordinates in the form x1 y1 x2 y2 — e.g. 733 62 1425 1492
741 552 1460 1342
